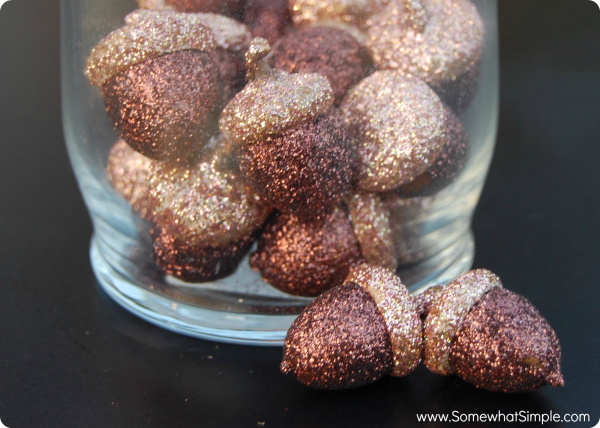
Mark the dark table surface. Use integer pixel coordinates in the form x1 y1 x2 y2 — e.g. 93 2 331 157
1 1 599 427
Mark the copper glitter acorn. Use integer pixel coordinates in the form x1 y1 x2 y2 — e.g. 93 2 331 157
147 152 271 282
340 71 446 192
107 139 155 219
366 0 484 111
423 269 564 393
272 26 373 104
137 0 244 15
86 13 223 163
250 207 362 297
220 38 355 219
243 0 290 45
281 264 422 389
397 106 469 197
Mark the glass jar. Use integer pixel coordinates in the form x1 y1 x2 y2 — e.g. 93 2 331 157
61 0 498 344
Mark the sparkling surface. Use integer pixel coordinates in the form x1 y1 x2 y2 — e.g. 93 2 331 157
106 140 155 219
397 106 469 197
345 264 422 377
346 192 397 270
237 110 355 219
102 50 223 163
250 207 362 297
281 282 393 389
244 0 291 45
137 0 243 14
450 288 564 393
219 38 334 145
424 269 503 375
273 25 373 104
412 284 444 317
86 13 215 86
366 0 484 89
340 71 445 191
290 0 392 30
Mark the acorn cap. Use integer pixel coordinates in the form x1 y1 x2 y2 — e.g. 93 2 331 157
86 13 215 87
219 38 334 145
413 284 445 318
448 287 564 393
423 269 503 375
346 192 398 271
281 282 394 389
344 264 422 377
290 0 391 30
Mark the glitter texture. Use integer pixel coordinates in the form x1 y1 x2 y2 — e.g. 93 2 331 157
148 155 271 249
290 0 392 30
273 26 373 104
244 0 291 45
397 106 469 197
340 71 445 191
138 0 244 14
85 14 216 87
281 282 393 389
102 50 223 163
237 110 355 219
450 288 564 393
219 38 335 145
424 269 503 375
344 264 422 377
250 207 362 296
366 0 484 89
346 192 397 270
106 140 154 218
413 284 444 317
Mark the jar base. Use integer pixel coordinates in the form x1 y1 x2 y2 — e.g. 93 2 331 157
91 231 474 346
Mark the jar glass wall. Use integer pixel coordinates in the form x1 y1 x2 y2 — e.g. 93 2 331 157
61 0 498 344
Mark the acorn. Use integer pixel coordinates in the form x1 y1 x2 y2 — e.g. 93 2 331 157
250 207 363 297
243 0 291 45
86 13 223 163
340 71 446 192
423 269 564 393
220 38 355 219
147 149 271 282
281 264 422 389
137 0 244 15
366 0 484 113
289 0 391 30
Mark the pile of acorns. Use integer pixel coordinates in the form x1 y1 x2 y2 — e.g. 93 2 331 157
87 0 483 294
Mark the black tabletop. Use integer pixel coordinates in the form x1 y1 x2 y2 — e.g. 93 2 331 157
1 1 599 427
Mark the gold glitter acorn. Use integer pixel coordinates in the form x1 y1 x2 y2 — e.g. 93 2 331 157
137 0 243 15
281 264 422 389
107 140 155 219
341 71 446 192
366 0 484 110
423 269 564 393
147 152 271 282
86 13 223 163
221 38 354 219
346 192 397 271
289 0 392 30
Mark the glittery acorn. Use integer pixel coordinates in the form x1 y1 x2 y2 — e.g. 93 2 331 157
341 71 446 192
423 269 564 393
137 0 244 15
244 0 291 45
86 13 223 163
281 264 422 389
366 0 484 111
148 153 271 282
250 207 362 297
272 26 373 104
397 106 469 197
289 0 391 30
221 38 355 219
107 140 155 219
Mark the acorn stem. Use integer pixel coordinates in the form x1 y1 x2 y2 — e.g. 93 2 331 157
246 37 273 80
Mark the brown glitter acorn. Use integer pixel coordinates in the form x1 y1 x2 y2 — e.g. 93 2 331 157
281 264 422 389
107 139 155 219
220 38 355 219
126 10 252 102
366 0 484 112
147 151 271 282
272 26 373 104
86 13 223 163
250 207 362 297
340 71 446 192
137 0 244 15
397 106 470 197
243 0 290 45
423 269 564 393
